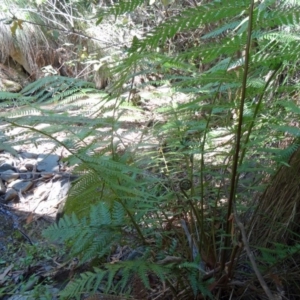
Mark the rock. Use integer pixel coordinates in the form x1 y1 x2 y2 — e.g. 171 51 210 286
25 162 35 171
19 172 34 180
4 188 18 202
0 78 22 92
18 159 36 173
37 154 60 172
19 165 28 172
0 146 71 223
0 178 6 194
48 179 70 206
19 152 38 159
9 180 34 193
0 170 19 182
0 63 26 92
0 163 15 172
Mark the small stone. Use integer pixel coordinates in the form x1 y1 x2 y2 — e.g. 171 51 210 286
25 163 35 171
0 178 6 195
18 159 36 173
19 152 38 159
0 170 19 182
0 163 14 172
2 78 22 92
19 165 28 172
37 154 60 172
9 180 34 193
19 173 33 180
4 188 18 202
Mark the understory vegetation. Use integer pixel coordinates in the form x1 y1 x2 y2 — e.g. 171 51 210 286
1 0 300 299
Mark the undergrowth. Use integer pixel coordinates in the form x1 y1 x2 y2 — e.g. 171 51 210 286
1 0 300 299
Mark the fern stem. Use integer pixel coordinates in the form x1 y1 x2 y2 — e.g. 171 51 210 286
238 64 282 166
2 120 77 157
220 0 255 273
117 199 146 244
199 75 235 254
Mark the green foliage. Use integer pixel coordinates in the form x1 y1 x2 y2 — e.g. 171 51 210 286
44 202 126 263
22 76 95 104
0 76 97 125
1 0 300 298
97 0 145 20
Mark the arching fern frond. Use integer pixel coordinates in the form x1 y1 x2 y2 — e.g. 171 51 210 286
20 76 96 104
60 267 108 298
130 0 249 52
98 0 145 19
2 0 299 298
201 20 244 40
258 8 300 29
43 201 126 263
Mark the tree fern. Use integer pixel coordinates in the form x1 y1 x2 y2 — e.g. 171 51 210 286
1 0 300 298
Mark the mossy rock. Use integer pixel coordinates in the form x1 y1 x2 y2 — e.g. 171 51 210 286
0 78 22 92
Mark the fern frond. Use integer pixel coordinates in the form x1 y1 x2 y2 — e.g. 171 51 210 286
21 76 60 95
60 267 107 298
0 91 22 100
44 202 126 263
133 1 249 51
258 8 300 29
272 125 300 137
45 212 83 240
267 143 299 164
201 20 244 40
8 0 300 298
257 242 300 268
278 100 300 114
20 76 96 104
99 0 145 18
